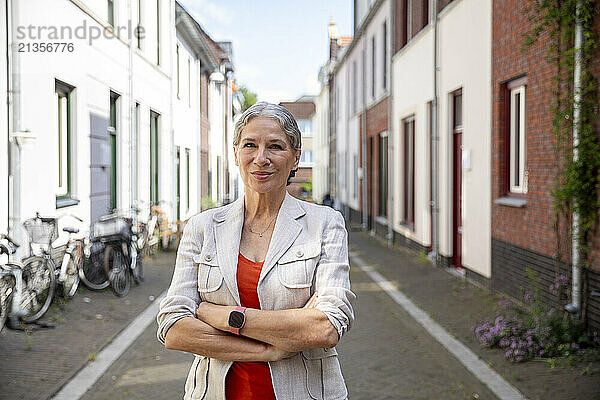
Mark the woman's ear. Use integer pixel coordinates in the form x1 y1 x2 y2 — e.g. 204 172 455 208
294 150 301 168
233 146 239 166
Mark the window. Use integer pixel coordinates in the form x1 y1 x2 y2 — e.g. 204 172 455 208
508 80 527 193
137 0 142 49
352 60 358 114
353 154 358 199
150 111 160 205
176 44 180 98
379 132 388 217
134 102 140 199
371 35 376 98
109 91 120 211
382 21 387 90
422 0 430 28
156 0 160 65
188 58 191 107
108 0 114 26
300 150 313 165
402 117 415 226
401 0 409 47
185 148 190 211
297 119 312 136
176 147 180 220
56 81 74 200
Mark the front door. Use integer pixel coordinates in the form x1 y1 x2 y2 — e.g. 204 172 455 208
452 90 463 268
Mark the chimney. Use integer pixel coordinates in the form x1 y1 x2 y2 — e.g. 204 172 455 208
328 20 340 60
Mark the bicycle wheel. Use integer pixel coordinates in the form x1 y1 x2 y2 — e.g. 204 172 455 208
0 272 16 332
61 249 80 299
79 242 109 290
20 256 56 323
104 245 130 296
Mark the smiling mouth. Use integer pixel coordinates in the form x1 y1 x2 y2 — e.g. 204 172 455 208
251 171 274 180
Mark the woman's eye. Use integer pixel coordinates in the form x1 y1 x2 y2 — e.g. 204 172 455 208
243 143 255 147
271 144 283 150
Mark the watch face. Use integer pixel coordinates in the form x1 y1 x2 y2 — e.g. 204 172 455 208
229 310 245 328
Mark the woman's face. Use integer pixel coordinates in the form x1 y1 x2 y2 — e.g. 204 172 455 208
234 116 300 195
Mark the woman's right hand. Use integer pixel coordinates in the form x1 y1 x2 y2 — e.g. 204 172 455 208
267 344 299 361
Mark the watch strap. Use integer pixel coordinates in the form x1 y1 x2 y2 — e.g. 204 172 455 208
229 306 247 335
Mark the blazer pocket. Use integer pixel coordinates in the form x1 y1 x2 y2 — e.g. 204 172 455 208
301 348 346 400
193 253 224 293
277 241 321 289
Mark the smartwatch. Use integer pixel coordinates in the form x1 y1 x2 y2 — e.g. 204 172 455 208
228 306 247 335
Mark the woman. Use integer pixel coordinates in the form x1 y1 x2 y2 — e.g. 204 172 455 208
157 102 355 400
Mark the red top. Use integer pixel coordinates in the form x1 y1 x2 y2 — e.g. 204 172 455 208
225 253 276 400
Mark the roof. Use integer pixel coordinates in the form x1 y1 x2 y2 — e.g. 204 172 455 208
175 1 231 70
338 36 353 47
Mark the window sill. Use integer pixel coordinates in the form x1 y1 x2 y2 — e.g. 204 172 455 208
375 216 388 226
56 197 80 209
494 197 526 208
399 221 415 231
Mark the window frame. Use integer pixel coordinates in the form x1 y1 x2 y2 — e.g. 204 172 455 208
371 35 376 99
402 116 416 228
108 0 115 26
382 20 387 90
55 81 74 203
504 76 528 195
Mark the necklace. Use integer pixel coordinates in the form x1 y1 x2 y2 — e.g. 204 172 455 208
247 216 277 238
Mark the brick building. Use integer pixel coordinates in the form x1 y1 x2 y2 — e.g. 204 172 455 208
491 0 600 330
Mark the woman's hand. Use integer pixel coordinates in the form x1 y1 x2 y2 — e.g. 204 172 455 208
266 344 299 361
195 301 232 331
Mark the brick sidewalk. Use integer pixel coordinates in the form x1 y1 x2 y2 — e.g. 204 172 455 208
0 251 177 400
3 230 599 400
78 257 500 400
347 227 600 400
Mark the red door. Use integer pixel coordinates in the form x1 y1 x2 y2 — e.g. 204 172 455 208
452 91 463 268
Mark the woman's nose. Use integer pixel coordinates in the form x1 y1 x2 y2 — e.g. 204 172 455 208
254 146 269 165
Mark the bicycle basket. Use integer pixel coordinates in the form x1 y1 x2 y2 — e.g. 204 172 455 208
23 216 58 249
93 215 131 240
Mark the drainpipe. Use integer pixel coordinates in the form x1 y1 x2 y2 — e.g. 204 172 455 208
128 0 136 222
429 0 440 266
565 0 583 316
361 37 368 230
8 0 23 259
387 0 395 247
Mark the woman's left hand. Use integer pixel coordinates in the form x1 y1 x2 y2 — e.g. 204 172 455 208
195 301 233 332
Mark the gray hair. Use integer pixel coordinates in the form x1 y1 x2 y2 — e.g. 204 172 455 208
233 102 302 152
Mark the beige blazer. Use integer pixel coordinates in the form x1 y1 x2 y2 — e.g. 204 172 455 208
157 192 355 400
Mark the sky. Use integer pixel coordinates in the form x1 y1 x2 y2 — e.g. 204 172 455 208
178 0 353 103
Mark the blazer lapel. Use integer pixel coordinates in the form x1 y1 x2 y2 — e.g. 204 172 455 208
259 192 305 286
214 196 244 305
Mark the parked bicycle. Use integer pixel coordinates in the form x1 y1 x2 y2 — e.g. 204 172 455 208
94 210 143 296
0 234 20 331
20 214 58 322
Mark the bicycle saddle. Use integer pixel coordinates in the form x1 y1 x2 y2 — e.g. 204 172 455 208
63 226 79 234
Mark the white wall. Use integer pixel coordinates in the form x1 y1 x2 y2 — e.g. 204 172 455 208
391 0 492 277
173 36 200 220
0 0 8 234
6 0 172 246
312 84 329 204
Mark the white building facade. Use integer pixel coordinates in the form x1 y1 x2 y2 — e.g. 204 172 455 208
3 0 237 247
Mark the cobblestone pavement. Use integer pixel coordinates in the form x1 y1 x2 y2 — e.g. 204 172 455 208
78 259 499 400
3 228 600 400
347 228 600 400
0 251 177 400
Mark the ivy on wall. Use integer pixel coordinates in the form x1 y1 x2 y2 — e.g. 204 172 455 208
525 0 600 326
